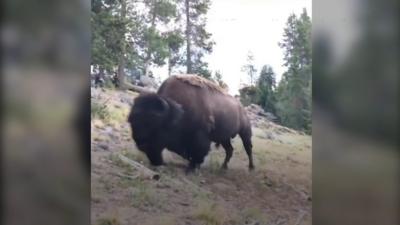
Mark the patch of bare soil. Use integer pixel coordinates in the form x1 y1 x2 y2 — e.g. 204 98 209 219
91 88 311 225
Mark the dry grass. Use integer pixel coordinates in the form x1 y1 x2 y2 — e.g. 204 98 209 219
91 98 129 126
142 215 177 225
91 89 312 225
97 217 121 225
192 201 227 225
108 153 134 173
240 207 268 224
107 104 129 124
91 101 111 121
130 181 166 209
206 152 223 174
121 149 147 165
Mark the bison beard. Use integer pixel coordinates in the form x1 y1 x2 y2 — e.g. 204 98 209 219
128 75 254 172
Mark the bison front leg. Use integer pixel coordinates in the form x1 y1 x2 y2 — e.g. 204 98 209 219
185 131 211 174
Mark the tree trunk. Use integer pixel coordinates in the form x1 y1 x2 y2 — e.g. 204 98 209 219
117 59 126 89
185 0 192 73
124 83 155 94
144 2 157 77
117 154 160 180
117 0 127 90
99 67 105 77
168 60 172 77
168 49 172 76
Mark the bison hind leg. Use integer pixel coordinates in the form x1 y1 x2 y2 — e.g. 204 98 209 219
240 131 255 170
185 161 201 174
221 140 234 170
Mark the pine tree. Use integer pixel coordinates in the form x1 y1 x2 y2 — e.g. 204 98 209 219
212 70 228 90
91 0 143 88
275 9 312 133
92 0 184 89
91 0 126 73
181 0 215 78
257 65 276 113
164 30 184 76
142 0 178 76
241 51 258 86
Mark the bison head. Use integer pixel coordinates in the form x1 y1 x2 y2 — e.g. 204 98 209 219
128 93 183 166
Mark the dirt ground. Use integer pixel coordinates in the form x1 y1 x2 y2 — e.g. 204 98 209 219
91 88 311 225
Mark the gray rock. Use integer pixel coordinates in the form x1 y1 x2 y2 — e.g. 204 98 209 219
104 126 113 134
98 144 109 150
245 104 277 122
265 132 274 140
140 75 158 89
120 96 133 105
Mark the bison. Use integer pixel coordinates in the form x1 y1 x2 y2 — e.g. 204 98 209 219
128 74 254 172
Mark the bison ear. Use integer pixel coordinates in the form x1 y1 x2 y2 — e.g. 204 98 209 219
144 96 169 118
151 96 169 113
166 99 184 128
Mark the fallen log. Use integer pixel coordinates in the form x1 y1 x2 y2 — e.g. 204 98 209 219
120 82 155 94
117 154 160 180
111 171 140 180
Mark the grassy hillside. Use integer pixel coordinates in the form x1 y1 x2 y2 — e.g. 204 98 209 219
91 88 311 225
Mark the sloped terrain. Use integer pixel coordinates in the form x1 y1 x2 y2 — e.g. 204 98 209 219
91 88 311 225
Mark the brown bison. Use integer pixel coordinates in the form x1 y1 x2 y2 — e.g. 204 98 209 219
128 74 254 172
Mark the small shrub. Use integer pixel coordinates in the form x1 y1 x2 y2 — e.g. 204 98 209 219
98 176 114 192
122 150 147 164
207 153 222 173
104 79 116 89
92 100 128 124
192 187 212 201
108 154 139 179
239 86 258 106
107 105 129 123
97 217 121 225
256 152 268 166
130 182 162 209
192 202 226 225
241 207 267 224
91 101 110 121
147 215 177 225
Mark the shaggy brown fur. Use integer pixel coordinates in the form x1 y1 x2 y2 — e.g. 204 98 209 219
128 74 254 172
174 74 228 95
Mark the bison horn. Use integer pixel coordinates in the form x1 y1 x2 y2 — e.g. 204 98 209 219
160 98 169 112
152 97 169 116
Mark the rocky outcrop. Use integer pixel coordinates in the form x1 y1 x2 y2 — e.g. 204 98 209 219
245 104 277 122
244 104 299 135
139 75 158 90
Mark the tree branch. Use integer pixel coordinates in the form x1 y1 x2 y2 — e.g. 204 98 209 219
117 154 160 180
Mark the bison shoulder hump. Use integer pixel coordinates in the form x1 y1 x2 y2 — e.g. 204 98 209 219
170 74 228 95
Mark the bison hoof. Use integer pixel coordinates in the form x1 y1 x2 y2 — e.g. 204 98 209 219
185 167 196 175
221 164 228 170
186 163 201 174
249 164 255 171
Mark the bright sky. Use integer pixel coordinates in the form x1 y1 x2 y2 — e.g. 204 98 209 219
154 0 311 95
